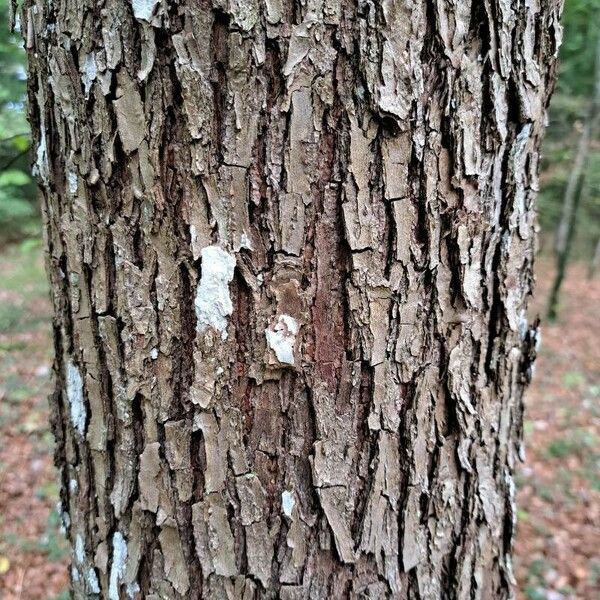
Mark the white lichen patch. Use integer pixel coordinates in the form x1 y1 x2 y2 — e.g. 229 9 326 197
81 53 97 94
230 0 259 31
239 232 253 250
189 225 200 260
265 314 299 366
33 130 49 182
109 531 128 600
74 533 100 593
66 359 86 437
57 500 70 530
75 534 85 564
281 490 295 517
67 171 78 194
195 246 236 339
87 567 100 595
132 0 159 21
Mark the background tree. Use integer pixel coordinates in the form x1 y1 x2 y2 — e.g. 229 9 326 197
588 235 600 278
538 0 600 266
23 0 561 599
547 27 600 319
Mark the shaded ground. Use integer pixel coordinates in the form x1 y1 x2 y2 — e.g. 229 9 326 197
0 245 597 599
515 260 600 599
0 243 68 600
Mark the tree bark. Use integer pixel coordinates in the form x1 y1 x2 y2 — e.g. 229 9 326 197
23 0 561 598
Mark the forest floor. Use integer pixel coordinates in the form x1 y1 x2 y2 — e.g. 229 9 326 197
0 243 598 600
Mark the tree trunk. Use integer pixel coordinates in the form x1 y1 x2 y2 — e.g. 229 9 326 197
588 235 600 279
23 0 561 598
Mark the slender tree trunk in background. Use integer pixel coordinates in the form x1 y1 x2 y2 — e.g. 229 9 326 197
23 0 561 597
588 236 600 279
548 30 600 320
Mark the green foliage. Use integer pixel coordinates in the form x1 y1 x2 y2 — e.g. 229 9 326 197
556 0 600 98
546 428 597 459
523 557 553 600
561 370 586 388
0 168 36 229
1 510 69 563
562 371 585 388
0 0 37 246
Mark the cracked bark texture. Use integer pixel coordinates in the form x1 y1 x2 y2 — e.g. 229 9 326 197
23 0 562 597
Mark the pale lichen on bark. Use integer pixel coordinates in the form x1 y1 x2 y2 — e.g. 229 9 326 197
265 314 299 366
65 359 86 437
23 0 561 597
194 245 236 339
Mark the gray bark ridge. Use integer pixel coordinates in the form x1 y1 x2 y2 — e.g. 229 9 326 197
23 0 562 598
